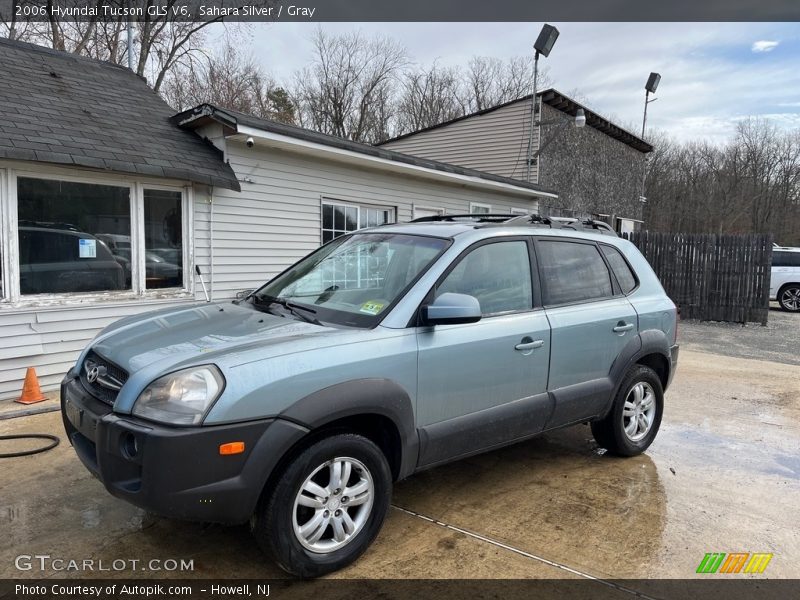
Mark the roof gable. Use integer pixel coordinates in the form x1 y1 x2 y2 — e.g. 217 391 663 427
0 38 239 190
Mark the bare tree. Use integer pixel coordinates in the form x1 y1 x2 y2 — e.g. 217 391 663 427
395 62 463 134
292 29 408 144
162 39 294 124
464 56 551 112
0 1 262 92
644 120 800 245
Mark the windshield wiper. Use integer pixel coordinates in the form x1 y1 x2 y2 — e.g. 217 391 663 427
252 295 323 326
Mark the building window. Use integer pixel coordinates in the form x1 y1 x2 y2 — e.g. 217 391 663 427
321 200 395 244
509 207 530 216
144 189 183 289
469 202 492 214
17 177 131 295
413 205 444 220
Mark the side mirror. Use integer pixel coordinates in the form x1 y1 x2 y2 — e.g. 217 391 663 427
422 293 482 325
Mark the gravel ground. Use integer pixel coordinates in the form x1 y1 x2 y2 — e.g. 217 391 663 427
678 303 799 366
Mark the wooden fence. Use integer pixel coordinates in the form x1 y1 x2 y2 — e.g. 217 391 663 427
623 232 773 324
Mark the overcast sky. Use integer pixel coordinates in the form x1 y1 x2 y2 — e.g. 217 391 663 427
224 22 800 143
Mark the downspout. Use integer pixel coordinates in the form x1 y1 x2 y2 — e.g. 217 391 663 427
209 186 215 302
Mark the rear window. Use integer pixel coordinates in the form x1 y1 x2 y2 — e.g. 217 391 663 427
537 240 613 305
601 245 638 294
772 251 800 267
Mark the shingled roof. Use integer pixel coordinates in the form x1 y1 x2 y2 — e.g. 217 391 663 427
0 38 239 191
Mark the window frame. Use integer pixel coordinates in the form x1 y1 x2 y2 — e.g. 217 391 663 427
0 164 194 309
532 236 621 308
320 198 396 245
415 235 542 325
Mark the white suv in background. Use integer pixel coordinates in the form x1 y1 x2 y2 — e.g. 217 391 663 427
771 246 800 312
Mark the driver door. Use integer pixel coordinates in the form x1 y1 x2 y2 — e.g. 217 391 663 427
415 238 552 467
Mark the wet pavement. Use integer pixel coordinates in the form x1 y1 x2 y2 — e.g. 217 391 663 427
1 347 799 586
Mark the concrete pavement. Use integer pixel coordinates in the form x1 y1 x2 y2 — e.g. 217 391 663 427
1 348 798 587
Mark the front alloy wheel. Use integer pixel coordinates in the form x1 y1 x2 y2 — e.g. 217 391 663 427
778 285 800 312
252 433 391 578
293 457 374 553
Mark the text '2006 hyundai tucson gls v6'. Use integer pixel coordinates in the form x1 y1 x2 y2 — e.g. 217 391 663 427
61 214 679 577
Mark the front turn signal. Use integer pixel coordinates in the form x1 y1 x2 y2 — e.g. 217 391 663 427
219 441 245 455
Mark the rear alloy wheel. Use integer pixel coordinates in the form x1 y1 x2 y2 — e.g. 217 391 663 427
252 433 391 578
778 285 800 312
591 364 664 456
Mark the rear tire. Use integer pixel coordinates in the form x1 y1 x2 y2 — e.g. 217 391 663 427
777 284 800 312
591 365 664 456
251 433 392 578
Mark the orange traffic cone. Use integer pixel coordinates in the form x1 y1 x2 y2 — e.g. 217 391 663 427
16 367 47 405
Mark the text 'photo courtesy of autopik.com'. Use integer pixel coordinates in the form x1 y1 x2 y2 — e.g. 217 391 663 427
1 0 800 599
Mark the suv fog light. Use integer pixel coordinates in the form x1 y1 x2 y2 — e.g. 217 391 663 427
121 432 139 459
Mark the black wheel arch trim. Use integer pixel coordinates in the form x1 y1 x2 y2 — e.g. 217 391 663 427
600 329 672 418
279 378 418 480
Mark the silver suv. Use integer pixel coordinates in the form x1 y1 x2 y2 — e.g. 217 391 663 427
61 214 679 577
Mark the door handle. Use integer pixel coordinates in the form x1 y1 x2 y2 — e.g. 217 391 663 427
515 339 544 351
613 322 634 333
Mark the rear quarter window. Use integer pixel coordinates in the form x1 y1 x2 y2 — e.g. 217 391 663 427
601 245 638 294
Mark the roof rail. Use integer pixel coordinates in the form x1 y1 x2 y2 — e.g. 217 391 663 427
496 214 619 236
409 213 519 224
407 213 619 236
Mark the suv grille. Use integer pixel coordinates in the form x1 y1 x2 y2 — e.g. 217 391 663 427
80 350 128 405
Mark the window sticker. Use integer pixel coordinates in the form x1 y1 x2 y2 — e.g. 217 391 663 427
78 238 97 259
359 300 385 315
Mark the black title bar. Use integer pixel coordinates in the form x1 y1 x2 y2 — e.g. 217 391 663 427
1 0 800 22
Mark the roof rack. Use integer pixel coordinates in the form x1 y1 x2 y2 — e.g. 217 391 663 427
502 215 618 236
408 213 618 236
409 213 521 224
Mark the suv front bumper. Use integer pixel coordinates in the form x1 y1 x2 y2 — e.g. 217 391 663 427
60 370 308 524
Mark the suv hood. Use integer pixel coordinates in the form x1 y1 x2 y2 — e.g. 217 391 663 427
90 301 337 374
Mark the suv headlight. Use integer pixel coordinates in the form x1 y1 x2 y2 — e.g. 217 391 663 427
132 366 225 425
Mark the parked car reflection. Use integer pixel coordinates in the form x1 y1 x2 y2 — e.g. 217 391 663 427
18 227 126 294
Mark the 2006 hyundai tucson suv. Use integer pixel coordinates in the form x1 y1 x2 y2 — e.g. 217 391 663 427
61 214 679 577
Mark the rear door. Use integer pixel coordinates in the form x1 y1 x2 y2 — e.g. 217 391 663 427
535 237 638 427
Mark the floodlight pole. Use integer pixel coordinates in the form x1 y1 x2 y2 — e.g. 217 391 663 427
526 50 540 183
639 89 657 203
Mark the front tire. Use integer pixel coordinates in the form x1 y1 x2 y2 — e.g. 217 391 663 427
591 365 664 456
778 284 800 312
252 433 392 578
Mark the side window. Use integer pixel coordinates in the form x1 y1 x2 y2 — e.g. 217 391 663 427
538 240 613 305
436 241 532 315
772 251 800 267
601 245 638 294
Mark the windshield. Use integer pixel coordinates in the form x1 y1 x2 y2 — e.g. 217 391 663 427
254 233 449 327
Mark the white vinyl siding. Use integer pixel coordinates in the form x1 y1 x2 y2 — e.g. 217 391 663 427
382 99 540 183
